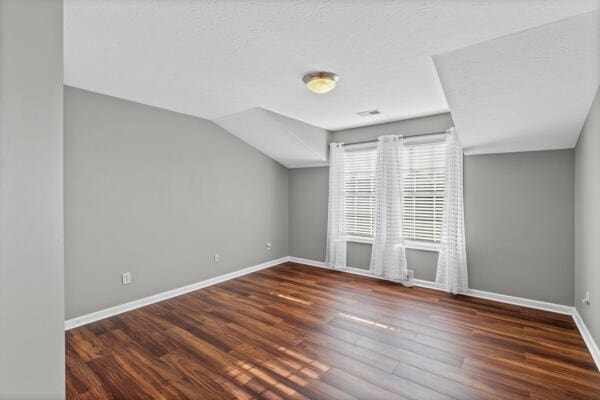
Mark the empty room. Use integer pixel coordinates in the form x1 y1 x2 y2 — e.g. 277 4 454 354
2 0 600 399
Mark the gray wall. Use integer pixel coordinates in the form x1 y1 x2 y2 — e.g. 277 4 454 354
575 86 600 345
465 150 574 305
65 87 289 319
290 113 575 305
0 1 65 398
289 167 329 262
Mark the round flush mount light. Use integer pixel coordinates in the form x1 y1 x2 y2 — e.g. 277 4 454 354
303 71 339 94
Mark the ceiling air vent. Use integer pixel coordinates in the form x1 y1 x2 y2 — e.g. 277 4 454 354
357 109 381 117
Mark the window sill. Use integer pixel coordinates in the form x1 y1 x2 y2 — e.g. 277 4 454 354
345 235 373 244
346 236 440 252
405 240 440 252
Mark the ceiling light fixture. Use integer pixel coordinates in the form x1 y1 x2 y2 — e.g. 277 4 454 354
303 71 339 94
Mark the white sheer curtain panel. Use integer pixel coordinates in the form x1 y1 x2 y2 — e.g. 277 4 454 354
326 143 347 269
436 129 469 294
369 136 412 285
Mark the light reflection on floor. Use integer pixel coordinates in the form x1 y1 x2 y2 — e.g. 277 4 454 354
338 312 397 331
270 291 313 305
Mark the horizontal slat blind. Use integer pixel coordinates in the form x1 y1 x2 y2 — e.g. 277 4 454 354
342 139 446 244
343 148 377 237
402 141 446 243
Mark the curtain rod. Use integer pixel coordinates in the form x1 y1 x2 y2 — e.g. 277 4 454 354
341 129 451 147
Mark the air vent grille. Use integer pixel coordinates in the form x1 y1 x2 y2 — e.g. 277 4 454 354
357 109 381 117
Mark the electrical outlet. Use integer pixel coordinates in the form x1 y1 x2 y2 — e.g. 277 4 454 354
266 242 272 250
214 253 220 263
582 291 591 306
122 272 132 285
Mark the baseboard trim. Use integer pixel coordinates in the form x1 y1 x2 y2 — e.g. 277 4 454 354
287 256 329 269
64 256 288 330
465 288 573 315
572 308 600 369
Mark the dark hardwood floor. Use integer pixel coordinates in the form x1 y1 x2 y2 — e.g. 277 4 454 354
66 262 600 399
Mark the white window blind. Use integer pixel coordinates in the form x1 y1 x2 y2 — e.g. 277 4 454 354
343 148 377 238
402 140 446 243
342 138 447 245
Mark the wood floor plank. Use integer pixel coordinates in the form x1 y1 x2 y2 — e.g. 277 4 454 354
66 262 600 399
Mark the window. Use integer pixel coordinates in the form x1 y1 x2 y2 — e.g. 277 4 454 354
342 139 446 249
343 147 377 238
402 140 446 244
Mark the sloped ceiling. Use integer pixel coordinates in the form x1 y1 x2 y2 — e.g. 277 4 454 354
434 11 600 155
214 108 329 168
63 1 600 163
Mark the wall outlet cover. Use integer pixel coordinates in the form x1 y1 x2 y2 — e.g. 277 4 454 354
582 291 591 305
122 272 132 285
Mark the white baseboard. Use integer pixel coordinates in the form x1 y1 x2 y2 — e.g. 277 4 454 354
572 308 600 369
288 256 600 371
287 256 329 269
465 288 574 315
64 256 288 330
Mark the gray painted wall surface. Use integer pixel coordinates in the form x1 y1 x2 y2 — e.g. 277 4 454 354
575 86 600 345
465 150 574 305
289 167 329 262
290 114 575 305
0 1 65 398
65 87 289 319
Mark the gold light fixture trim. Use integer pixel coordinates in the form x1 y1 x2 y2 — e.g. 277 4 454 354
303 71 340 94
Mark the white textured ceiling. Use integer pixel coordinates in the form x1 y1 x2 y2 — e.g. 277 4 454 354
435 11 600 155
64 0 599 132
214 108 329 168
